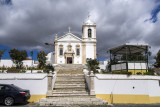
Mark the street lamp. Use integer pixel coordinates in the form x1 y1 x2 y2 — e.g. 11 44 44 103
45 43 55 46
30 51 33 73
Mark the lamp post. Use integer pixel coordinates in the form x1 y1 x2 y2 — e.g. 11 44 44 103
30 51 33 73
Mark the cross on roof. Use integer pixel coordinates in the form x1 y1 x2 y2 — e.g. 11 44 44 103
68 26 71 33
88 12 91 19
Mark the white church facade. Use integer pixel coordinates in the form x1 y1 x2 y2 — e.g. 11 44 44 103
54 18 97 64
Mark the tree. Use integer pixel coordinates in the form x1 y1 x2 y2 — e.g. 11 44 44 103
0 49 6 61
37 51 47 69
154 50 160 68
9 49 27 68
86 58 99 74
107 61 111 72
121 52 145 61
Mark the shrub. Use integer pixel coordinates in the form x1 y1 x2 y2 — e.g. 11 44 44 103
144 67 155 75
136 72 142 75
43 64 54 73
106 70 132 75
86 58 99 74
101 69 107 74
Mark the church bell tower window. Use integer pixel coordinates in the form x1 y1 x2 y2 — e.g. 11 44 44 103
88 28 92 38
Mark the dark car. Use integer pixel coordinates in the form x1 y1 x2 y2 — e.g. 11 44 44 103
0 84 30 106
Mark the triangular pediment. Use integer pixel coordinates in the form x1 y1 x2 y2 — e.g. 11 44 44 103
57 33 82 42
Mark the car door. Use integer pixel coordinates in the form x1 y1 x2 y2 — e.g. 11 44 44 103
0 85 5 103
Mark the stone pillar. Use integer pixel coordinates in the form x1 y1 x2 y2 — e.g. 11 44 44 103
47 71 53 96
90 71 95 95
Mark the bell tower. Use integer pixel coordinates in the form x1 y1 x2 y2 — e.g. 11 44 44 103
82 15 96 41
81 15 97 64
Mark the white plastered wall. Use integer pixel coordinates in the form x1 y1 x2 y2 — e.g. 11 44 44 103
94 74 160 97
86 43 94 59
0 73 48 95
56 42 82 64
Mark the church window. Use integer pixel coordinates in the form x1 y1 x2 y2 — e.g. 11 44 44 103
88 29 92 38
60 48 63 55
77 49 80 56
76 45 80 56
59 45 63 56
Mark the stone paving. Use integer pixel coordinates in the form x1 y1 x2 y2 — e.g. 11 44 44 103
1 103 160 107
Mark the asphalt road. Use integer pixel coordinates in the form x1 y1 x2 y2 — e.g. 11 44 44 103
1 103 160 107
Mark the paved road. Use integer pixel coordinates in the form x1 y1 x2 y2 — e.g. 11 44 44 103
1 103 160 107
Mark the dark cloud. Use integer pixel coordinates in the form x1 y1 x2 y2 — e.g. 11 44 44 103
0 0 160 63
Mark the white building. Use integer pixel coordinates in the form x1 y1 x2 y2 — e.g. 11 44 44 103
99 60 108 70
54 17 97 64
46 52 55 65
0 59 38 68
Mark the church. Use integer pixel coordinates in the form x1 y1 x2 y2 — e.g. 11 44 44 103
54 17 97 64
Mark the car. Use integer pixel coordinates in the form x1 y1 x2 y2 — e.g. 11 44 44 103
0 84 30 106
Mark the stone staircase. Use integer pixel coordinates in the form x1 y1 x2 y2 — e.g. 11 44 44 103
54 64 86 71
39 66 108 106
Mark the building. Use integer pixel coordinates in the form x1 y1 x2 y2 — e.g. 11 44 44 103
54 17 97 64
0 59 38 68
109 43 149 74
46 52 55 65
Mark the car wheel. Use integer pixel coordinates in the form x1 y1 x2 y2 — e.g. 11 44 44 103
4 97 14 106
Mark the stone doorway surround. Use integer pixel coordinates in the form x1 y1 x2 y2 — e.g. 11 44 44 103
67 57 72 64
64 52 74 64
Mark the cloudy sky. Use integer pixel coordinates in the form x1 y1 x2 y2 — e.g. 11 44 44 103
0 0 160 63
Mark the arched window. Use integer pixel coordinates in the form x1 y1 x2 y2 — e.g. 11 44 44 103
59 45 63 56
76 45 80 56
88 29 92 38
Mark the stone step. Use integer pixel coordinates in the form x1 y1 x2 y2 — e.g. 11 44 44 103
39 98 108 106
52 93 89 97
55 81 86 84
53 88 88 91
55 83 85 85
40 97 104 102
56 78 85 81
52 90 88 94
55 81 85 83
40 102 108 106
47 95 95 98
40 96 103 102
56 76 84 79
58 71 83 74
57 74 84 76
47 95 96 98
54 85 86 89
55 84 85 87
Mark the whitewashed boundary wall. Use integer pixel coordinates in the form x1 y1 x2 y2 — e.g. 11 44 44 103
0 73 48 102
94 74 160 104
